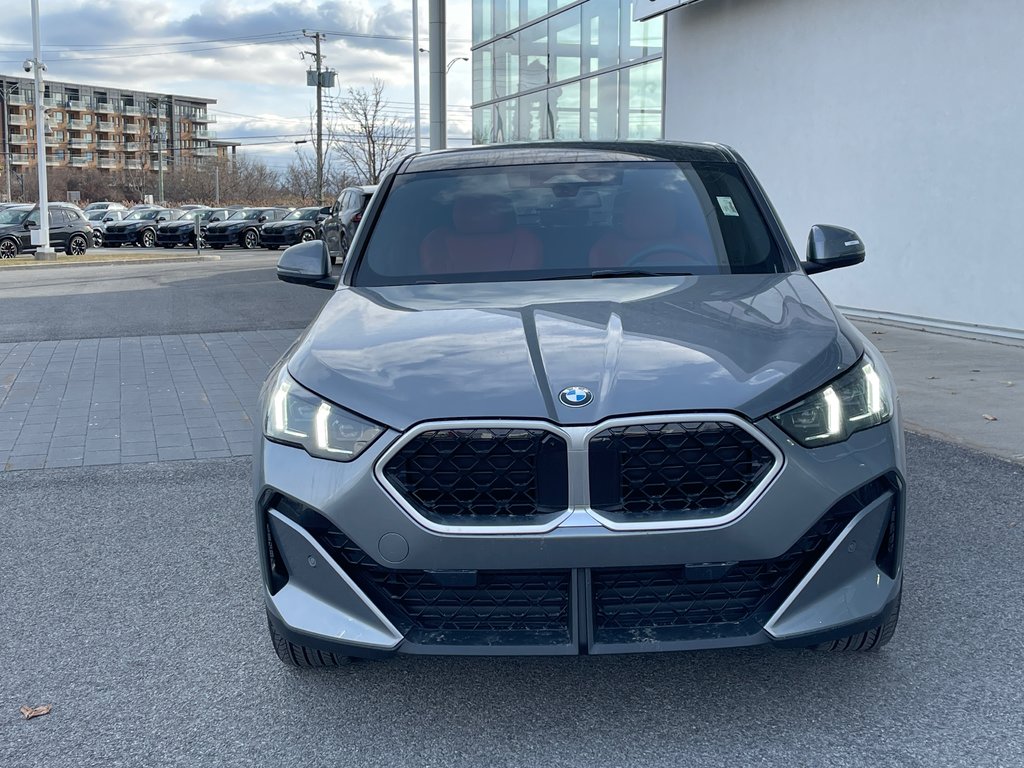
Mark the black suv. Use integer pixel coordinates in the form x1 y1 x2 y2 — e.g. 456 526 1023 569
0 203 92 258
104 208 183 247
322 185 376 264
259 206 331 250
156 208 232 249
204 207 290 250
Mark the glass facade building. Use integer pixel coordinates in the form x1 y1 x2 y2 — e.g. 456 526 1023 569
471 0 663 144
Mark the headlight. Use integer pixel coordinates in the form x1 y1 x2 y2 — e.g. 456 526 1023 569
770 358 893 447
264 370 382 461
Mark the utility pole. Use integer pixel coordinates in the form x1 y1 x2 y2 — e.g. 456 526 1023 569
29 0 54 259
303 30 325 206
214 164 220 206
412 0 422 152
1 81 14 202
429 0 446 150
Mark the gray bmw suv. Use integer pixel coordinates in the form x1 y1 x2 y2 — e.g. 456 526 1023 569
258 142 905 665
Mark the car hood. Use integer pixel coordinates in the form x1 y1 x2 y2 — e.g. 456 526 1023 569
159 221 194 230
111 220 152 229
0 223 27 235
207 221 246 230
263 221 304 230
287 274 863 431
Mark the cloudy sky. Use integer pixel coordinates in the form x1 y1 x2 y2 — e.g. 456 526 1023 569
0 0 474 175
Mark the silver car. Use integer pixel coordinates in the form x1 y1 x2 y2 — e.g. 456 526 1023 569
257 142 905 665
85 209 126 247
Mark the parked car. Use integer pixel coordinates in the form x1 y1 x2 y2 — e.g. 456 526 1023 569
103 207 183 247
261 141 904 665
85 208 127 247
83 201 127 214
322 185 376 264
156 208 228 249
259 206 330 250
0 202 92 258
204 207 289 250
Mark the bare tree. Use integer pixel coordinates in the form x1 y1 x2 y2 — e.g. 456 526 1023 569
329 78 411 185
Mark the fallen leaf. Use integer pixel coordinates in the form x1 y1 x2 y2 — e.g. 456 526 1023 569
20 704 51 720
970 369 981 373
1005 381 1015 387
982 414 998 422
927 376 938 380
871 330 885 335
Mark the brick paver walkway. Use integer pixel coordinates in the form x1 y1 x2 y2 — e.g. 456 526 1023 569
0 330 297 471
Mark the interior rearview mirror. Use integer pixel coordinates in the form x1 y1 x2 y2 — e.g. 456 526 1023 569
804 225 865 274
276 239 337 290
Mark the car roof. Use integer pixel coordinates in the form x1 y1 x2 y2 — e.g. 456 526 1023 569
400 141 737 174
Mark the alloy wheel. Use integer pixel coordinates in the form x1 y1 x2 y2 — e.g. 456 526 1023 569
142 229 156 248
244 230 259 249
0 238 17 259
68 235 88 256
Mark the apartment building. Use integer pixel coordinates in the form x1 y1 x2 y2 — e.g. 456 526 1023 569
0 74 235 179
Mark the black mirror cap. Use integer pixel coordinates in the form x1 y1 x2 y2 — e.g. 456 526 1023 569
804 225 865 275
276 239 337 290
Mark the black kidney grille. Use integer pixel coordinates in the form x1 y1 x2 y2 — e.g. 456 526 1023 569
588 421 775 523
316 527 571 644
383 428 569 526
591 482 873 643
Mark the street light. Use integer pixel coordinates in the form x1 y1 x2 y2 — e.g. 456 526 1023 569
27 0 54 259
418 49 468 74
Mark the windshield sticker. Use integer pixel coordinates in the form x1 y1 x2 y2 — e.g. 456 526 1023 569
716 196 739 217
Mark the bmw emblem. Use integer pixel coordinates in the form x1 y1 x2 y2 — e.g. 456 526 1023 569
559 386 593 408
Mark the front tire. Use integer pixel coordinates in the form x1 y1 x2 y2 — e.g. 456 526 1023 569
268 611 351 667
92 230 103 248
67 234 88 256
243 229 260 250
300 228 315 242
813 595 901 651
140 228 156 248
0 237 19 259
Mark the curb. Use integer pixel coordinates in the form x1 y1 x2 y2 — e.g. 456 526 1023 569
0 254 218 270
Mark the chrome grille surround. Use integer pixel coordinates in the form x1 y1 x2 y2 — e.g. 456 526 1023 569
375 414 784 535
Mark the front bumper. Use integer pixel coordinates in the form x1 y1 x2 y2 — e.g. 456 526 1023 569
103 229 143 244
204 229 241 246
156 229 194 245
256 412 906 657
261 229 306 247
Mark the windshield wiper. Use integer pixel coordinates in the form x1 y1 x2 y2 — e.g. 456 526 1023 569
530 269 694 281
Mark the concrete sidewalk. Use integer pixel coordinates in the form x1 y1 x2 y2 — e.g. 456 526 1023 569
851 318 1024 463
1 320 1021 471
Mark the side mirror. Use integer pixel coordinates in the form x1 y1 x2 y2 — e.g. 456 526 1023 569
320 206 332 215
804 225 865 274
276 239 337 290
210 217 220 222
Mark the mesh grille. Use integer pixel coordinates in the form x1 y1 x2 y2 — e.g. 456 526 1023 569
382 428 569 527
588 421 775 524
316 527 572 645
590 480 883 643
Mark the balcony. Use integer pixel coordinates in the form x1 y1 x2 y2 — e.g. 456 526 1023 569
125 160 142 170
7 93 29 106
9 133 31 144
70 157 92 167
192 114 216 123
123 123 141 133
193 129 216 140
98 158 119 169
43 96 65 107
10 153 30 164
9 114 28 125
124 142 142 151
69 137 94 147
67 99 87 111
94 101 117 113
46 157 62 166
69 119 90 129
97 121 116 131
97 140 120 151
122 105 141 116
194 147 219 157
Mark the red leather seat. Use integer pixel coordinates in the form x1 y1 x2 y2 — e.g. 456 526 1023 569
421 195 542 274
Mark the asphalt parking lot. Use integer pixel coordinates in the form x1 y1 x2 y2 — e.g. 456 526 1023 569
2 257 1023 767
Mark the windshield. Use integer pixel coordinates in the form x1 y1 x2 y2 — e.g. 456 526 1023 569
238 209 266 220
125 210 161 221
86 211 107 221
0 208 31 225
283 208 318 221
353 161 789 287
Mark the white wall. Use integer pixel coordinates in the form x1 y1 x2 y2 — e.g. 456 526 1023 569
664 0 1024 332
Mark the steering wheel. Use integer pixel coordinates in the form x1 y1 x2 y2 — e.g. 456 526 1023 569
624 243 702 268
